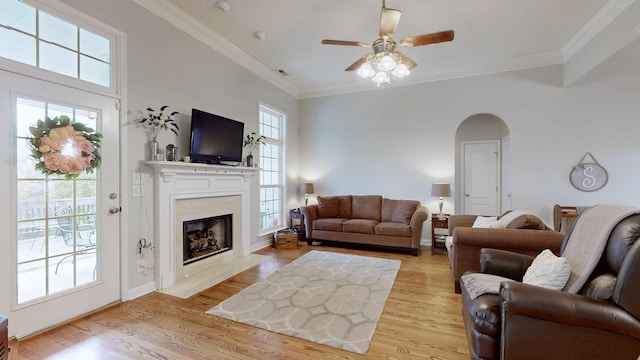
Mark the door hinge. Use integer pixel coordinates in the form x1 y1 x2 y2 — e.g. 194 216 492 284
115 101 121 110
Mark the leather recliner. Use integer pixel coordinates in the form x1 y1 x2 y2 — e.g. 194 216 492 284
460 212 640 360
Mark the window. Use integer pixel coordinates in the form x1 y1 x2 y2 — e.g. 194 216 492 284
0 0 112 88
259 104 285 233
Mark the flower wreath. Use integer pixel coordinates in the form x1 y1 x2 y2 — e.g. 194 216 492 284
28 115 103 179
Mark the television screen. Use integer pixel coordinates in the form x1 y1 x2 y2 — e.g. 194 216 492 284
189 108 245 165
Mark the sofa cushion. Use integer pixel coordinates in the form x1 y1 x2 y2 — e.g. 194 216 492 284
381 198 397 222
317 196 339 218
351 195 382 221
342 219 378 234
392 200 419 224
375 222 411 237
313 218 347 232
336 195 352 218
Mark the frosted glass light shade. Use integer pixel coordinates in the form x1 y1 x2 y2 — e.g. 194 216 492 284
372 71 390 85
392 63 410 78
357 62 375 78
377 54 396 71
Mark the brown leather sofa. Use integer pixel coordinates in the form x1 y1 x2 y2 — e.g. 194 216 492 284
448 214 564 293
300 195 429 256
460 213 640 360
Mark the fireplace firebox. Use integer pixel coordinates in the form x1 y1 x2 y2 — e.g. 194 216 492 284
183 214 232 265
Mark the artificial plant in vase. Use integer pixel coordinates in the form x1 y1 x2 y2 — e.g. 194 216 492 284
243 132 265 167
139 105 179 160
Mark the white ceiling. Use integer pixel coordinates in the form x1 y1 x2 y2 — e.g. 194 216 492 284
158 0 616 98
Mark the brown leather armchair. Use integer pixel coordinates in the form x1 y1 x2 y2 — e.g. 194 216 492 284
460 213 640 360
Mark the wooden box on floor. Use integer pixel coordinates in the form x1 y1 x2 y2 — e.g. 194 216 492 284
273 230 298 248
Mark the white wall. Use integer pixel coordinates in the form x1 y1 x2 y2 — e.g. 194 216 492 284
299 46 640 240
61 0 300 295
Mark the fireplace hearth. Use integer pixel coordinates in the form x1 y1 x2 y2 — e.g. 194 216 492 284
183 214 232 265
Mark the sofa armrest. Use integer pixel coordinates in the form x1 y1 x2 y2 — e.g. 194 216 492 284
480 249 534 281
409 206 429 251
410 205 429 228
501 281 640 341
448 214 477 233
299 205 318 238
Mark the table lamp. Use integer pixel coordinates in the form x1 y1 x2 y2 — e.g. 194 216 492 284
300 183 314 206
431 183 451 220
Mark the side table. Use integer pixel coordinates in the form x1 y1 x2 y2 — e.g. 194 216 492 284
289 208 306 240
431 214 450 255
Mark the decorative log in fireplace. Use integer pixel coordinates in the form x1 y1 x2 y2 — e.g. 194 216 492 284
183 214 232 265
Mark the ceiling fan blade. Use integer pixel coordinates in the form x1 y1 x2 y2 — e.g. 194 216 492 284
345 55 369 71
321 39 370 47
398 30 455 47
379 7 401 37
395 52 417 70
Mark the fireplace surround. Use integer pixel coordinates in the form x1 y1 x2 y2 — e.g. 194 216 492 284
147 161 257 290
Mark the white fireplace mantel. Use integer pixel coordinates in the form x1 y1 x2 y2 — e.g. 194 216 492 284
146 161 257 290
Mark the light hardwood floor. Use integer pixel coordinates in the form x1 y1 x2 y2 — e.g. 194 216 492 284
9 244 470 359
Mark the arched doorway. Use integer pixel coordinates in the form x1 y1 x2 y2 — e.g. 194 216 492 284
455 114 511 215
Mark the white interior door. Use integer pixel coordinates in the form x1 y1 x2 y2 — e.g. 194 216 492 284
0 70 120 338
462 141 500 215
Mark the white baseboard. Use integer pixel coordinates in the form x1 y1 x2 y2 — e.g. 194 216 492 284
127 281 156 300
251 239 272 252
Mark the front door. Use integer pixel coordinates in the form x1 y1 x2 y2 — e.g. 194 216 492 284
0 70 121 338
462 141 500 215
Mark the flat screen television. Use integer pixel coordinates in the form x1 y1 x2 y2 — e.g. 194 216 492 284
189 108 245 165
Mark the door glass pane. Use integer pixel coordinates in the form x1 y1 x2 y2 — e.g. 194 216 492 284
39 41 78 78
18 261 46 304
39 12 77 50
16 97 99 304
0 27 36 65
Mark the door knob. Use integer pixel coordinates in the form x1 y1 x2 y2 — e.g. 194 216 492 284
465 194 470 197
109 206 121 214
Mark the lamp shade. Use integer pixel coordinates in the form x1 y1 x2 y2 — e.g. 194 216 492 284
300 183 314 194
431 183 451 197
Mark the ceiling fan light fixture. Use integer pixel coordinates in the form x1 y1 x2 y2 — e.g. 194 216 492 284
357 62 375 78
372 71 390 86
376 54 397 71
391 63 410 78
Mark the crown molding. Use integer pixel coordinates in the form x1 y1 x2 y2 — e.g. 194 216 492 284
562 0 636 61
133 0 299 98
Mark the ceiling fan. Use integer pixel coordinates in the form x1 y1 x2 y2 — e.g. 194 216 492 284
321 0 454 85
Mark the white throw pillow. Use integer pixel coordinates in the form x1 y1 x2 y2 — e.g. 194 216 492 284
523 249 571 290
472 216 499 228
